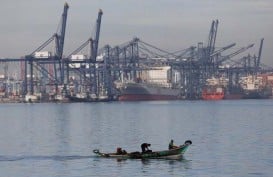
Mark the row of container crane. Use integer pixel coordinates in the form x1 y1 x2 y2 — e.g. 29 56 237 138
0 2 272 102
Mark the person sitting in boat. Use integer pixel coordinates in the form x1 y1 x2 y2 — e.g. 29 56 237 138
141 143 152 153
116 147 127 155
169 139 178 150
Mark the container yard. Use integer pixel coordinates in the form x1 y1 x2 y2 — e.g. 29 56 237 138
1 3 273 103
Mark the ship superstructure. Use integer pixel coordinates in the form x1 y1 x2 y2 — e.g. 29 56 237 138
239 75 272 99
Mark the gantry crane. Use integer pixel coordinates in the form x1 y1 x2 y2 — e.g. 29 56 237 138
64 9 103 98
24 2 69 95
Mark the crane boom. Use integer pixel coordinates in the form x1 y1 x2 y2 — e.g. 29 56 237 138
256 38 264 68
67 38 92 58
92 9 103 61
210 43 236 57
30 34 55 56
207 20 219 60
218 44 254 64
211 20 219 54
58 2 69 58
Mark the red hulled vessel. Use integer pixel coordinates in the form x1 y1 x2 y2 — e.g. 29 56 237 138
202 86 224 100
201 76 227 100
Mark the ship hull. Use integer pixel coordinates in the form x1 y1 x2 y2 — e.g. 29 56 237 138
242 90 271 99
118 94 179 101
202 93 224 100
67 95 111 102
224 87 244 100
201 86 224 100
224 93 243 100
117 83 181 101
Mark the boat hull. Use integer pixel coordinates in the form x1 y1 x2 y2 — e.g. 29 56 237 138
93 140 192 159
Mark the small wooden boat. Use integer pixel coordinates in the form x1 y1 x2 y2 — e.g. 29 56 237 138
93 140 192 160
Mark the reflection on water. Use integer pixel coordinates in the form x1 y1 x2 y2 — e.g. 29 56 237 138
0 100 273 176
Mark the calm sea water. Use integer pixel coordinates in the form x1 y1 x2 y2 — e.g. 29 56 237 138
0 100 273 177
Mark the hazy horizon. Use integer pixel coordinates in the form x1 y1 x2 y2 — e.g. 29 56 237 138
0 0 272 65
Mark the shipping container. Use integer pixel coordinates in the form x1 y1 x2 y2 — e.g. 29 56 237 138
34 51 51 58
69 63 81 69
71 55 87 60
0 74 5 79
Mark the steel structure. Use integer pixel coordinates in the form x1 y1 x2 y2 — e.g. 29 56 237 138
1 10 273 101
22 2 69 97
63 9 103 99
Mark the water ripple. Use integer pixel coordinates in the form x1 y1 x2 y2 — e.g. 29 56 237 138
0 155 93 162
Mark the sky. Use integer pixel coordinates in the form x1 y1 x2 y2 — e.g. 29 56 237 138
0 0 273 65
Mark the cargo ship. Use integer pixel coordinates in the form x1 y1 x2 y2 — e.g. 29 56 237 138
115 81 182 101
201 77 227 100
115 66 183 101
224 86 244 100
239 75 272 99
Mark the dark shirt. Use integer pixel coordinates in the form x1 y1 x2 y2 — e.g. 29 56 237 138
169 141 174 149
141 143 150 153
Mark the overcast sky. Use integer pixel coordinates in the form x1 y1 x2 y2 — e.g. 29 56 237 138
0 0 273 65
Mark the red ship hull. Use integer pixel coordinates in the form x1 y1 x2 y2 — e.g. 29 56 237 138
201 92 224 100
201 86 224 100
